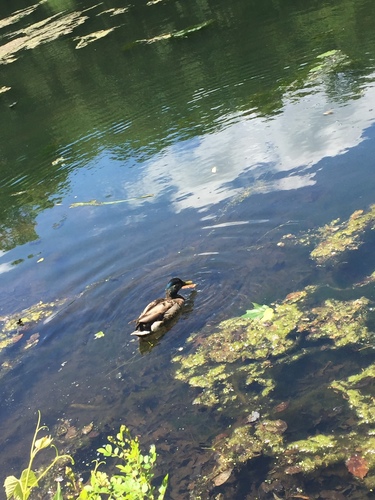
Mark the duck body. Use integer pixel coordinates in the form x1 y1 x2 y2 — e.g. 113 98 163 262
131 278 195 337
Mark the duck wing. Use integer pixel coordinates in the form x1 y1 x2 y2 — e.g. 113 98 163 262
136 298 181 325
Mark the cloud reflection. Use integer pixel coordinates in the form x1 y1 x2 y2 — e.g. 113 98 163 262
131 79 375 212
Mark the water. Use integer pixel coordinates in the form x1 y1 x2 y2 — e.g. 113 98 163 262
1 0 375 497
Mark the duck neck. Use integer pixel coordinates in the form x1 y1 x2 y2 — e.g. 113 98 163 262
166 288 183 299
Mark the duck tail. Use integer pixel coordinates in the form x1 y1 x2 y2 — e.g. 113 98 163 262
131 330 151 337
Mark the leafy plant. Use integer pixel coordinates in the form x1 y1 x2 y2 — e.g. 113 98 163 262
241 302 274 321
4 411 73 500
78 424 168 500
3 416 168 500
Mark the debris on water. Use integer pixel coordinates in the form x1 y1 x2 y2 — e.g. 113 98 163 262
12 334 23 343
24 332 39 349
82 422 94 435
75 28 116 49
212 468 233 487
65 426 78 440
346 454 369 479
273 401 289 413
127 20 214 47
69 194 154 208
87 430 99 439
55 419 71 437
246 411 260 423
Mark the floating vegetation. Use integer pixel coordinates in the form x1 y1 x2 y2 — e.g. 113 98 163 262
173 288 371 409
0 298 68 336
307 49 350 81
241 302 274 321
0 298 67 374
0 11 88 65
75 28 116 49
174 205 375 496
70 194 154 208
94 331 105 339
280 205 375 265
128 20 213 47
97 7 129 16
0 1 46 31
310 207 375 264
285 49 352 95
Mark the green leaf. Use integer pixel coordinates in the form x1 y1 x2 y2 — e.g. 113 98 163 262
94 331 105 339
241 303 274 321
34 435 53 451
316 49 339 59
158 473 169 500
4 475 22 499
53 483 63 500
20 469 39 491
116 464 132 474
98 444 113 457
78 488 90 500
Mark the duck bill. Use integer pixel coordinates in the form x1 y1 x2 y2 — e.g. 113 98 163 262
181 281 196 289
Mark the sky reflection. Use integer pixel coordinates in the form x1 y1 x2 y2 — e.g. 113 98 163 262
124 76 375 212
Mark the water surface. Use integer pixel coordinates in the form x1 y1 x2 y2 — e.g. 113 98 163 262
1 0 375 497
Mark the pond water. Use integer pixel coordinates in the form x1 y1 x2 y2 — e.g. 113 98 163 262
1 0 375 498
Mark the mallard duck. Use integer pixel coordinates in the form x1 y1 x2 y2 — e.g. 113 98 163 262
131 277 196 337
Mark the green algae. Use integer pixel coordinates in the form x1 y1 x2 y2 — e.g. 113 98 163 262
311 206 375 264
174 301 304 409
174 279 375 495
0 298 67 336
0 298 68 379
173 291 370 412
282 205 375 266
176 206 375 496
283 434 342 474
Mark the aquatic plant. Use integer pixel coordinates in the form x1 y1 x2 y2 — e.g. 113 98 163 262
3 414 168 500
0 298 69 381
78 425 168 500
173 289 371 411
281 205 375 265
173 227 375 496
4 411 73 500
